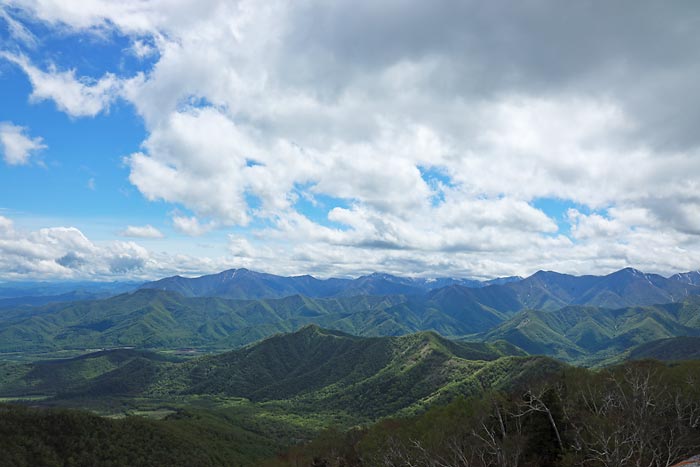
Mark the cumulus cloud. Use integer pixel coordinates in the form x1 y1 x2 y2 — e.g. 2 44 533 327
172 215 216 237
120 225 164 239
3 0 700 277
567 210 626 240
0 122 46 165
0 215 228 280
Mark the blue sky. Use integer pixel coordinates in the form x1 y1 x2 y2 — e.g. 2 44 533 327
1 1 699 280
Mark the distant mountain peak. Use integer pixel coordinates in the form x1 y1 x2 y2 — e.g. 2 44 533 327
530 270 564 278
615 267 644 275
670 270 700 286
363 272 397 279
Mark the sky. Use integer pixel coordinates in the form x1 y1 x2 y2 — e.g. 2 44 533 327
1 0 700 281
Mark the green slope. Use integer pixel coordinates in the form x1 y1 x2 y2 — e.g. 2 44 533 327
483 298 700 364
0 288 517 354
629 336 700 361
269 360 700 467
0 349 178 397
0 327 563 466
0 290 408 353
0 403 293 467
1 327 550 419
156 326 534 416
4 268 700 357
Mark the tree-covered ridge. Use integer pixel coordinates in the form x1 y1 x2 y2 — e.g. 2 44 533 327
148 326 544 417
269 360 700 467
0 349 178 397
3 281 700 363
629 336 700 361
483 296 700 364
1 326 700 467
0 403 296 467
0 290 408 352
0 326 560 418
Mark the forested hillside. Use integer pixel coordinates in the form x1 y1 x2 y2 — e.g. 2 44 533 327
3 270 700 363
269 360 700 467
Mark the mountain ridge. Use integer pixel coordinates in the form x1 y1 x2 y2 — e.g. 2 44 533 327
138 267 700 309
0 326 550 419
3 277 700 362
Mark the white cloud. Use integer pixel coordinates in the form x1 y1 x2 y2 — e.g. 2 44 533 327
120 225 164 239
0 215 231 280
1 53 121 117
172 215 216 237
0 211 699 281
567 209 626 240
126 107 262 225
130 39 156 58
0 8 36 46
0 216 14 234
4 1 700 277
0 122 46 165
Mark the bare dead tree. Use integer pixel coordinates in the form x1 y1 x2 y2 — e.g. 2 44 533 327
516 387 564 452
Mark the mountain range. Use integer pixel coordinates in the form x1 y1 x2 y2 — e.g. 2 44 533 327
138 267 700 307
0 326 555 417
0 269 699 366
3 266 700 466
138 268 522 299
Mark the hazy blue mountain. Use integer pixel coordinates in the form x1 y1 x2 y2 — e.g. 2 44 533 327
482 275 523 286
3 267 700 355
0 290 106 308
139 268 700 308
139 268 507 299
498 267 700 311
670 270 700 286
139 269 341 300
0 281 141 299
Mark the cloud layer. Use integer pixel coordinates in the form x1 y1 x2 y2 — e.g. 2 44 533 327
2 0 700 278
120 225 164 239
0 215 230 280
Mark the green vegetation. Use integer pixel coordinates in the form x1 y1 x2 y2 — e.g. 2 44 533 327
146 326 542 417
0 290 408 353
3 270 700 466
629 336 700 361
3 282 700 365
0 327 562 466
1 324 700 466
0 326 544 417
0 403 301 467
268 360 700 467
0 349 179 397
483 297 700 364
